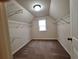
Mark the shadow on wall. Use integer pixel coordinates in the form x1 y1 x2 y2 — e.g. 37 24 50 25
0 0 9 2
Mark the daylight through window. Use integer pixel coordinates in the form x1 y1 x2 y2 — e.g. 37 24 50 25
38 20 47 31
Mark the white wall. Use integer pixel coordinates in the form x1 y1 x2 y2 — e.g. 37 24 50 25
57 0 78 58
8 22 32 54
70 0 78 59
49 0 72 56
6 0 33 54
57 15 72 55
32 16 57 40
70 0 78 39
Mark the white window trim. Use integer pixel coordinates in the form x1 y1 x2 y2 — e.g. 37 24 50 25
38 19 47 31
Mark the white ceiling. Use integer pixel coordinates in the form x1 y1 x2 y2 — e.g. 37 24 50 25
16 0 70 19
16 0 51 17
50 0 70 19
15 0 70 19
6 0 33 23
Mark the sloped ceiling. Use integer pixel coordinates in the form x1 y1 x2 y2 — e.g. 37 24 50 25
6 0 33 23
49 0 70 19
15 0 69 19
16 0 51 17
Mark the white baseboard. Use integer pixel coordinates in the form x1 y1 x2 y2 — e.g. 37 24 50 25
12 39 32 54
72 37 78 59
58 39 71 55
58 37 78 57
32 38 57 40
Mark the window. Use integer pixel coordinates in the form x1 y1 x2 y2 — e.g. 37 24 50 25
38 20 47 31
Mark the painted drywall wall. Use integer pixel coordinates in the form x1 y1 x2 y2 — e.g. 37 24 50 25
8 22 32 54
70 0 78 59
49 0 72 56
70 0 78 39
57 15 72 55
57 0 78 58
6 0 33 54
32 16 57 40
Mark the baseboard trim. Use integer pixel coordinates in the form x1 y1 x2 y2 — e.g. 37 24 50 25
58 40 71 56
72 37 78 58
32 38 57 40
12 39 32 55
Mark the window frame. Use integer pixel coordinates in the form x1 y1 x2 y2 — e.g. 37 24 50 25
38 19 47 32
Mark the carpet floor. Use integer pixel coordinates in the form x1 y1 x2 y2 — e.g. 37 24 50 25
14 40 70 59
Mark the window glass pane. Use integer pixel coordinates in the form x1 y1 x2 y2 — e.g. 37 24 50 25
38 20 46 31
39 20 46 26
